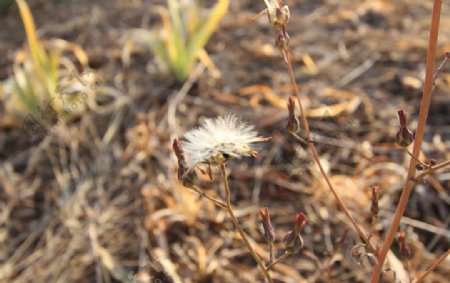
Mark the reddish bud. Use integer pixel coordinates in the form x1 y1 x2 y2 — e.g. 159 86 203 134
173 138 197 188
259 207 276 243
395 110 414 147
294 212 307 235
286 96 299 133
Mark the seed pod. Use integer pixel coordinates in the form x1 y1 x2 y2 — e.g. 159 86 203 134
395 110 414 147
259 207 276 243
173 138 197 188
286 96 300 133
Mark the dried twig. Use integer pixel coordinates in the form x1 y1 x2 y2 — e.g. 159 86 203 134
412 160 450 182
219 163 273 283
414 249 450 283
283 49 375 253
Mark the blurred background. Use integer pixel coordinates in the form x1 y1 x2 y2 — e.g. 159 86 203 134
0 0 449 282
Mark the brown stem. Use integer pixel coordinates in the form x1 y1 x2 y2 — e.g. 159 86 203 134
284 49 375 253
219 163 273 283
191 185 227 209
370 1 442 282
414 249 450 283
269 243 274 264
265 252 290 271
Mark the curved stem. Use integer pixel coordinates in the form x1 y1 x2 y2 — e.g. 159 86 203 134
219 163 273 283
283 48 375 253
370 1 442 281
403 148 429 169
191 185 227 209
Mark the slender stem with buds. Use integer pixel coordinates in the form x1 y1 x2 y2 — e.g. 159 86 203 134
370 1 442 282
414 249 450 283
413 160 450 182
219 163 273 283
283 49 375 253
403 148 430 169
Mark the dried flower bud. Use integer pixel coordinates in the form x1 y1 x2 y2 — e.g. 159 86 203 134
415 164 424 171
173 138 197 188
283 211 307 254
259 207 276 243
275 31 289 50
267 3 290 28
283 230 303 254
397 231 412 259
286 96 300 133
294 212 307 235
426 159 437 166
395 110 414 147
370 186 380 220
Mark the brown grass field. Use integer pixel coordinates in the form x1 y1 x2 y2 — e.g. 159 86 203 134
0 0 449 282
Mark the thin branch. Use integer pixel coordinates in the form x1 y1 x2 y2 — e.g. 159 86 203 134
219 163 273 283
265 252 290 271
403 148 430 169
283 48 375 253
370 1 442 281
432 51 450 85
269 243 274 264
412 159 450 182
414 249 450 283
190 185 227 209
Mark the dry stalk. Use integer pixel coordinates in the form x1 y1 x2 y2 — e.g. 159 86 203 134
219 163 273 283
413 160 450 182
283 49 375 253
370 1 442 281
265 251 289 271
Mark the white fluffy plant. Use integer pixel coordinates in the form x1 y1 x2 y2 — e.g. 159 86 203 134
182 114 269 172
172 114 273 282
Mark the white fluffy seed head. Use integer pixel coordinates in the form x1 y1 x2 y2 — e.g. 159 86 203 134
182 114 267 169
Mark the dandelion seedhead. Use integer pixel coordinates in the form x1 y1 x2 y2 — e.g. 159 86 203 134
182 114 270 170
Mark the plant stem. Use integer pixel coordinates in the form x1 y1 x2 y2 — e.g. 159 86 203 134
191 185 227 209
370 1 442 282
219 163 273 283
403 148 429 169
269 243 274 264
414 249 450 283
413 159 450 182
282 48 375 253
265 252 290 271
